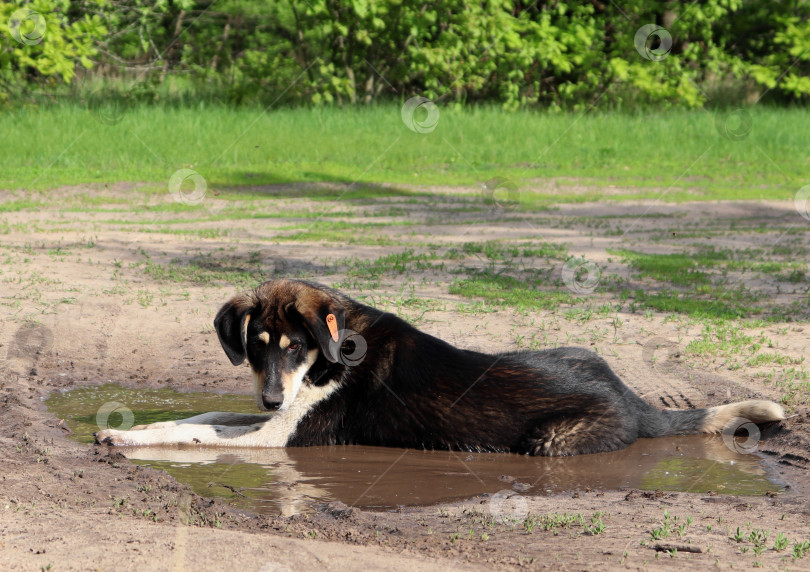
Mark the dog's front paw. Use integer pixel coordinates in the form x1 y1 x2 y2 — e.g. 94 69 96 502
94 429 130 446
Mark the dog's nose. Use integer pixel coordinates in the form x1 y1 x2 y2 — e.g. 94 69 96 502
261 393 283 411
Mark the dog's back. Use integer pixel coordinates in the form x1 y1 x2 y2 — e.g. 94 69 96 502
268 286 783 456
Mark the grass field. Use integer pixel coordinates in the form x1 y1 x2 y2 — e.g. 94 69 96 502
0 103 806 200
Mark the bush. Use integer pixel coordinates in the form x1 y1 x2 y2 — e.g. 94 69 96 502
2 0 809 109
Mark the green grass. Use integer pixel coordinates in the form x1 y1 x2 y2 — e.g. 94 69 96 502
343 250 441 283
613 247 805 283
614 249 710 286
685 324 764 357
450 272 576 310
461 240 568 261
609 247 808 320
273 220 397 244
0 103 805 199
629 288 763 320
0 199 44 212
141 256 267 290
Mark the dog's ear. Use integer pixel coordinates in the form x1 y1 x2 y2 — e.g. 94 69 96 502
288 290 346 363
214 295 255 366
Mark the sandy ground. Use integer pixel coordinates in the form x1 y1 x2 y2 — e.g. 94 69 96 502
1 182 809 570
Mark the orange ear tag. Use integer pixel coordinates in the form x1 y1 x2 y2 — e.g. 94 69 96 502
326 314 339 342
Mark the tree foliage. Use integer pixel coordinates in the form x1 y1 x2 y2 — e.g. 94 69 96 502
2 0 809 108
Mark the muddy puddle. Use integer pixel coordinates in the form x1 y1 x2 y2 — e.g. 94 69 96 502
47 384 786 516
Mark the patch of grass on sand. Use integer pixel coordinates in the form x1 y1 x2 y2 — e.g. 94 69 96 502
275 221 397 244
450 271 576 310
142 257 266 289
612 249 710 286
630 288 763 320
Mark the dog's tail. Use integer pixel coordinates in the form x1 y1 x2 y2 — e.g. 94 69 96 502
640 400 785 438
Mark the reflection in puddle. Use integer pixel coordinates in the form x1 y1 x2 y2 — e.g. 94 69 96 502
47 384 784 515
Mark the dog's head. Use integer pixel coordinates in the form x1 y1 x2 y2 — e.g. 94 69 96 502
213 280 347 411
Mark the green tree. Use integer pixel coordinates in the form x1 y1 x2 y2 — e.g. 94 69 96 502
3 0 810 109
0 0 106 100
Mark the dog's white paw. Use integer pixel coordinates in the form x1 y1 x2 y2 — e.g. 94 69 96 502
95 428 129 445
96 428 152 446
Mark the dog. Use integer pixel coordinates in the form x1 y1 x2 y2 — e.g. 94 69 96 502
95 279 785 456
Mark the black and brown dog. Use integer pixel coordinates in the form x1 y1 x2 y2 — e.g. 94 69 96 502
95 279 784 455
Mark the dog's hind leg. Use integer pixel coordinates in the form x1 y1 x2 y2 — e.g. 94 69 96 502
523 411 632 456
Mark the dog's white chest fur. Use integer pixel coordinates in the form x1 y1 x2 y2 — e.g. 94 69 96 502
259 381 339 446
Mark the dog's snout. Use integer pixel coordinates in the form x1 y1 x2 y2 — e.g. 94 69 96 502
261 390 284 411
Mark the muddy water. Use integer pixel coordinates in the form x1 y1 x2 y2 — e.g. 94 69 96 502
47 384 785 516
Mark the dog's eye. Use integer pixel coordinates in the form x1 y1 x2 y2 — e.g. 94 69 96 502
288 343 300 351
